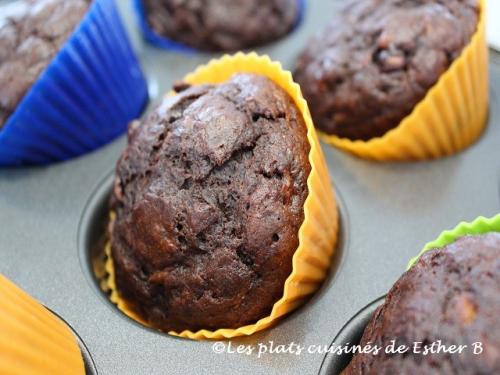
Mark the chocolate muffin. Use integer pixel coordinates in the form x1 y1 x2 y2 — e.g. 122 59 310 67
343 233 500 374
141 0 299 51
0 0 89 128
294 0 479 140
110 73 311 332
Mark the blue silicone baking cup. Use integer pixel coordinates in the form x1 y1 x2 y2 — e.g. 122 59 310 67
0 0 148 166
133 0 306 52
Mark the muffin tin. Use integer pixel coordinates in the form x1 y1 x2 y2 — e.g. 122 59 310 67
48 308 99 375
319 297 385 375
0 0 499 374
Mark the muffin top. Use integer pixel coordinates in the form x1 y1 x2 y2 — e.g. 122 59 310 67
0 0 89 128
110 73 311 332
294 0 478 140
343 233 500 374
142 0 299 51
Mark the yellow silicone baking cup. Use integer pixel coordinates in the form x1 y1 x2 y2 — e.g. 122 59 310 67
320 0 488 161
407 213 500 269
0 274 85 375
102 52 339 340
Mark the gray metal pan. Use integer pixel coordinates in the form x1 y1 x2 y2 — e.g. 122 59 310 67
1 0 499 374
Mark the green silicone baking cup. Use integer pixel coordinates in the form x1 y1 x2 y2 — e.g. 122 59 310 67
407 213 500 270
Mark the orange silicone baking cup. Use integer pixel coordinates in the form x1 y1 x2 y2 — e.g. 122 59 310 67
0 274 85 375
320 0 488 161
102 53 339 340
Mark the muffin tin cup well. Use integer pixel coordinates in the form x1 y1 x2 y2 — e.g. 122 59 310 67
322 214 500 375
320 0 488 161
0 0 148 166
133 0 306 52
319 297 385 375
0 275 86 374
47 309 99 375
78 171 348 342
101 53 339 340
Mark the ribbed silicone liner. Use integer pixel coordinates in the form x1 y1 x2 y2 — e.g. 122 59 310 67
103 52 338 339
408 213 500 269
0 274 85 375
133 0 306 52
320 0 488 161
0 0 148 166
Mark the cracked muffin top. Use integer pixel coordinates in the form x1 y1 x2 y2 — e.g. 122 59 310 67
141 0 299 51
0 0 89 128
343 233 500 374
294 0 478 140
110 73 311 332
